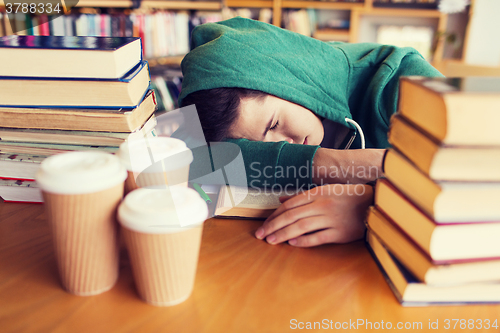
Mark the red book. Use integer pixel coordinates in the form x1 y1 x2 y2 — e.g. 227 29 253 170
38 15 50 36
138 15 146 58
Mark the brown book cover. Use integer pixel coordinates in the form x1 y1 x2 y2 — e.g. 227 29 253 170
398 76 500 146
365 228 500 306
0 61 149 108
388 114 500 181
383 149 500 223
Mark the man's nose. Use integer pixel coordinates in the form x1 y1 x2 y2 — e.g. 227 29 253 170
266 132 294 144
276 133 294 144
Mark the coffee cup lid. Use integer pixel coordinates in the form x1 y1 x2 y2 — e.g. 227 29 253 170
117 137 193 173
118 187 208 234
36 151 127 194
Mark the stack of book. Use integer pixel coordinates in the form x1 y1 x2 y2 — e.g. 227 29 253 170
0 35 156 203
366 76 500 306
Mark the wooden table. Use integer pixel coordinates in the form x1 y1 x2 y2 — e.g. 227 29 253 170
1 200 499 333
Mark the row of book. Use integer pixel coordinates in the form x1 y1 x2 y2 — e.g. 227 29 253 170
367 76 500 306
282 9 317 37
0 35 158 203
373 0 438 8
300 0 363 2
0 11 222 59
0 7 354 47
376 25 433 61
282 9 351 40
150 72 182 112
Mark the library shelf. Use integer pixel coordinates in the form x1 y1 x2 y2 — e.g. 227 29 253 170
76 0 222 10
281 1 364 10
312 28 350 42
225 0 273 8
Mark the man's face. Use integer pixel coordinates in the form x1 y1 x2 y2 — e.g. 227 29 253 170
228 95 324 146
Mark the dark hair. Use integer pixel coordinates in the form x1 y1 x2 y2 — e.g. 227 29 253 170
181 88 267 142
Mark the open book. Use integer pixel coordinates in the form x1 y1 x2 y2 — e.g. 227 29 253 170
214 185 301 219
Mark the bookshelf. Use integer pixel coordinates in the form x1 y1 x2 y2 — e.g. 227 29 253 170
76 1 222 10
350 6 448 65
0 1 458 66
0 0 220 111
0 1 224 68
226 0 449 65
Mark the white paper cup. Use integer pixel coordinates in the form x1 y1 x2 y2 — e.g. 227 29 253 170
117 137 193 194
36 151 127 296
118 187 208 306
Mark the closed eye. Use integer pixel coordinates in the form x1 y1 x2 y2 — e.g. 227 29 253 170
270 121 279 131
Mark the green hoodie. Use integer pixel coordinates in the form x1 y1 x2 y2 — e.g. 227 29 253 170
178 17 443 187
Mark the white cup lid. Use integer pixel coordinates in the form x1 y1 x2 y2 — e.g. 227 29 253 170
36 151 127 194
118 187 208 234
117 137 193 173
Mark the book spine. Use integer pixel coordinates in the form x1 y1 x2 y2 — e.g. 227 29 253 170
93 14 100 36
119 14 126 37
14 12 27 35
31 16 40 36
111 15 120 37
0 13 4 37
100 14 106 37
88 14 95 36
125 15 134 38
25 14 33 35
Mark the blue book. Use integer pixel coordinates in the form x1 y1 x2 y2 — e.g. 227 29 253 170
0 35 142 79
0 61 150 109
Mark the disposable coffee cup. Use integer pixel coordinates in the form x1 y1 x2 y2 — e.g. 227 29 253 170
36 151 127 296
118 187 208 306
117 137 193 194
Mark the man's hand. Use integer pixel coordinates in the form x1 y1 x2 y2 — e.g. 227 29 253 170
255 184 373 247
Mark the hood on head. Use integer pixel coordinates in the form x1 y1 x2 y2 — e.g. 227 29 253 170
178 17 352 126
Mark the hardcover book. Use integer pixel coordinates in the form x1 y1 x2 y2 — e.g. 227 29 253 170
215 185 282 219
0 35 142 79
0 113 157 147
214 185 307 219
366 229 500 306
388 114 500 181
0 60 150 108
0 153 46 181
367 204 500 273
0 178 42 203
0 89 157 132
398 76 500 146
215 184 311 219
383 149 500 223
0 142 118 156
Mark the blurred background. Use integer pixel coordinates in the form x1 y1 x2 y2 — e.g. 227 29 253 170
1 0 499 113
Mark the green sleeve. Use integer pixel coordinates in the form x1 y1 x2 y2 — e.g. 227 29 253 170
226 138 320 189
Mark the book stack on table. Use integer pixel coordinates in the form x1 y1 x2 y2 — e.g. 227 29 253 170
366 76 500 306
0 35 157 203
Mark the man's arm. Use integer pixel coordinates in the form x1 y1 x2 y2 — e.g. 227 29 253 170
312 148 385 184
